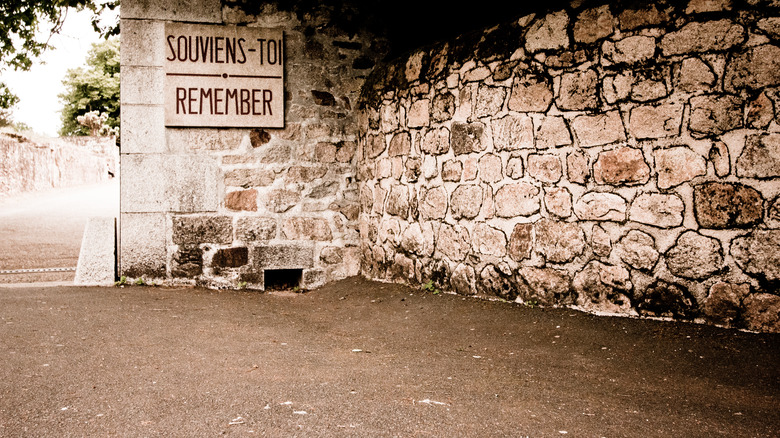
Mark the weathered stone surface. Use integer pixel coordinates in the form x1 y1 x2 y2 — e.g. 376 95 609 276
574 5 614 44
172 215 232 245
491 114 534 151
544 187 572 218
506 156 524 179
666 231 723 279
319 246 343 265
372 186 387 214
694 182 764 229
746 92 775 129
380 104 400 133
724 45 780 92
225 189 257 212
743 293 780 332
422 156 438 180
636 281 697 319
463 156 478 182
450 185 483 219
224 168 275 188
451 263 476 295
757 16 780 39
616 230 659 271
236 217 276 241
315 141 339 163
525 10 570 53
366 133 386 159
378 218 401 245
472 223 507 257
386 185 410 218
494 183 541 217
255 243 314 270
557 69 599 110
571 111 626 147
535 219 586 263
660 20 744 56
451 122 486 155
171 244 202 278
686 0 733 13
628 103 684 139
655 146 707 189
574 192 626 221
442 160 463 182
474 85 506 118
629 193 685 228
619 4 669 30
478 265 516 300
732 230 780 282
419 186 448 220
593 147 650 186
431 92 455 122
120 213 166 278
567 150 589 184
535 116 571 149
689 95 743 136
282 217 333 241
591 224 612 257
705 282 750 326
436 223 471 261
574 261 633 314
602 36 655 65
527 154 562 183
769 196 780 229
508 223 533 261
737 133 780 178
518 267 573 305
407 99 430 128
675 57 716 92
287 165 327 183
477 154 503 183
388 132 411 157
708 142 731 177
405 157 422 183
262 189 297 213
421 127 450 155
212 247 248 268
508 73 554 113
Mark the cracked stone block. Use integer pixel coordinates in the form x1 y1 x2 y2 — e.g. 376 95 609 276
254 244 314 270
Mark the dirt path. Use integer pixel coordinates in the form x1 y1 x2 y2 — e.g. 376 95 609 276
0 180 118 283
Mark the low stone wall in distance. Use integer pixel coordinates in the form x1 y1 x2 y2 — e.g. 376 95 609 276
0 131 118 198
357 0 780 332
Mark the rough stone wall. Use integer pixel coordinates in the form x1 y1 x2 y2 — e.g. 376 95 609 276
120 0 386 289
357 0 780 332
0 131 117 198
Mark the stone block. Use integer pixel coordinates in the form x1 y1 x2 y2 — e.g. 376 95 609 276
442 160 462 182
704 282 750 326
172 215 232 245
736 133 780 178
474 86 506 118
746 92 774 129
419 186 448 220
557 69 599 111
571 111 626 147
450 264 476 295
535 116 571 149
535 219 585 264
421 128 450 155
686 0 733 13
724 45 780 92
694 182 763 229
527 154 563 183
478 154 502 183
388 132 411 157
615 230 658 271
451 122 486 155
435 223 471 262
743 294 780 333
121 0 222 22
254 244 314 270
225 168 275 188
236 217 277 241
573 192 626 221
171 244 202 278
666 231 723 280
266 189 300 213
212 247 249 268
451 185 483 219
75 217 116 286
601 36 655 65
365 133 386 159
517 267 572 305
675 57 716 93
471 223 507 257
120 19 165 67
525 10 570 53
618 5 669 30
225 189 257 212
731 230 780 282
508 223 533 261
709 142 731 177
167 128 246 153
628 103 683 139
121 154 219 213
635 281 697 319
120 66 164 105
591 224 612 257
119 212 166 278
689 95 743 136
655 146 707 189
508 73 553 113
593 147 650 186
492 114 534 151
573 5 614 44
431 92 455 122
120 105 166 154
386 185 409 218
494 183 541 218
282 217 332 241
407 99 430 128
506 157 524 179
574 261 633 314
629 193 684 228
660 20 744 56
544 187 572 218
567 150 589 184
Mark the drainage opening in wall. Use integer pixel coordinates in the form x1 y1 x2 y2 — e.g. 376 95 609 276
264 269 302 291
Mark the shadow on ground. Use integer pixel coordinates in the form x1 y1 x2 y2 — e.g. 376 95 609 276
1 277 777 436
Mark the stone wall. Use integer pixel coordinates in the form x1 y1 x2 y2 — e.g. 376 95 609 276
357 0 780 332
0 131 117 198
119 0 387 289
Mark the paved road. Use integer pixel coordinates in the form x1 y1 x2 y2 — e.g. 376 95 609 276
0 180 118 283
0 278 778 437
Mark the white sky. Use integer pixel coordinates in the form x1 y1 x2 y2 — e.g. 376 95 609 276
0 7 117 137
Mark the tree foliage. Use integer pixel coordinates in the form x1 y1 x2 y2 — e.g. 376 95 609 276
58 36 119 137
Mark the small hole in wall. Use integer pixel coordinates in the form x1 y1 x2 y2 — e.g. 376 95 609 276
264 269 303 291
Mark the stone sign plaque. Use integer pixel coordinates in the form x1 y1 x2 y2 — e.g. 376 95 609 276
164 23 284 128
